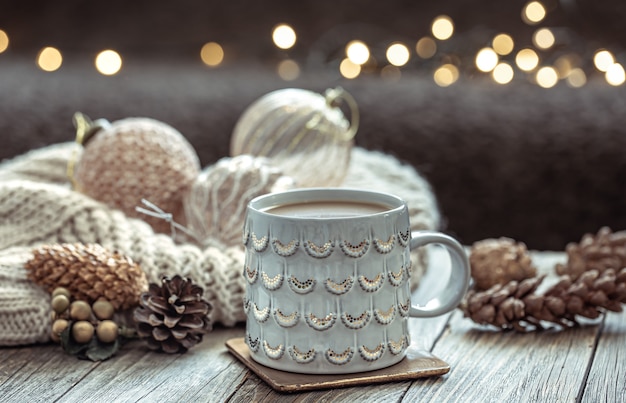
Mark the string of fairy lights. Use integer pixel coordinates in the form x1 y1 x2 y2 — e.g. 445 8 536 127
0 1 624 87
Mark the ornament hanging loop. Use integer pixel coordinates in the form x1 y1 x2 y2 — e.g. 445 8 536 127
67 112 112 189
324 87 359 142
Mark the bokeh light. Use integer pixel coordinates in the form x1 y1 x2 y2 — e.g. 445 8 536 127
386 42 410 67
566 68 586 88
434 64 459 87
492 62 514 84
416 37 437 59
536 66 558 88
515 48 540 71
594 50 614 72
522 1 546 25
0 29 8 53
492 34 514 55
37 47 62 72
272 24 297 50
475 48 499 72
431 16 454 40
200 42 224 67
95 50 122 75
533 28 555 49
381 65 402 81
340 58 361 79
277 59 300 81
346 40 370 65
605 63 625 86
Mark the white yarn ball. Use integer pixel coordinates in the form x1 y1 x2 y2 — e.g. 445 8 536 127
184 155 295 248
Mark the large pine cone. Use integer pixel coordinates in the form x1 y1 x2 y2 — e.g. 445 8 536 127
25 243 148 310
469 238 537 290
134 275 212 353
556 227 626 280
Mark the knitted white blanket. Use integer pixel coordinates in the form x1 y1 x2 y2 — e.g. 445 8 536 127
0 143 440 345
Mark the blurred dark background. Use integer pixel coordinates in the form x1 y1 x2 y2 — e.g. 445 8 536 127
0 0 625 250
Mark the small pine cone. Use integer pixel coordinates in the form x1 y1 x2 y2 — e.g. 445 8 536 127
556 227 626 280
469 238 537 290
25 243 148 310
460 277 544 332
134 275 212 353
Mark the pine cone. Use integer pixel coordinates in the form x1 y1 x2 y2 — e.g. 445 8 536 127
556 227 626 280
134 275 212 353
25 243 148 310
461 267 626 331
469 238 537 290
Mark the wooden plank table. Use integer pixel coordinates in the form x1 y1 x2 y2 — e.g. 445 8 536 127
1 251 624 402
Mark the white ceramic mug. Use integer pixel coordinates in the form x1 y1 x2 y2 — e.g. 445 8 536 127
243 188 470 374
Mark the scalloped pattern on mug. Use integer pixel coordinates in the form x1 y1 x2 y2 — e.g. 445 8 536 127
398 229 410 247
289 345 316 364
273 308 300 328
243 297 251 314
373 235 396 254
388 335 408 355
388 266 405 287
262 340 285 360
358 273 384 292
303 240 334 258
261 271 284 291
339 239 370 258
374 305 396 325
251 233 269 252
341 310 372 329
359 343 385 362
245 266 258 284
247 334 260 352
272 238 299 257
398 298 410 317
287 275 316 294
325 347 354 365
324 277 354 295
252 302 270 323
305 312 337 331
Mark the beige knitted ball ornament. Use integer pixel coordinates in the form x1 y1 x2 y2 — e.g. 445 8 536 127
230 87 358 187
70 113 201 234
185 155 295 248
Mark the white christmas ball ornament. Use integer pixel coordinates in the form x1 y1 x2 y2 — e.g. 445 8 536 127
184 155 295 248
230 87 358 187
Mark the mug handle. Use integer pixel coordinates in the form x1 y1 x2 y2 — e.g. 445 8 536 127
408 231 471 318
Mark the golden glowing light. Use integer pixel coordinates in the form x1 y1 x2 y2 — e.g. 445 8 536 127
95 50 122 76
0 30 9 53
272 24 297 50
386 42 410 67
475 48 499 72
566 68 586 88
431 16 454 41
381 65 401 81
346 40 370 65
200 42 224 67
515 48 539 71
433 64 459 87
594 50 614 72
554 55 573 78
340 58 361 79
36 47 62 72
536 66 558 88
605 63 625 86
492 34 514 55
277 59 300 81
492 63 514 84
522 1 546 25
533 28 555 49
416 37 437 59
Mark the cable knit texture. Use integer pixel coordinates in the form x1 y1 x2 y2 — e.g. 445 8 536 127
0 142 440 346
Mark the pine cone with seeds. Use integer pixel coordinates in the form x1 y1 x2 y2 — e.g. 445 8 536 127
461 267 626 331
556 227 626 280
469 238 537 290
25 243 148 311
134 275 212 353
